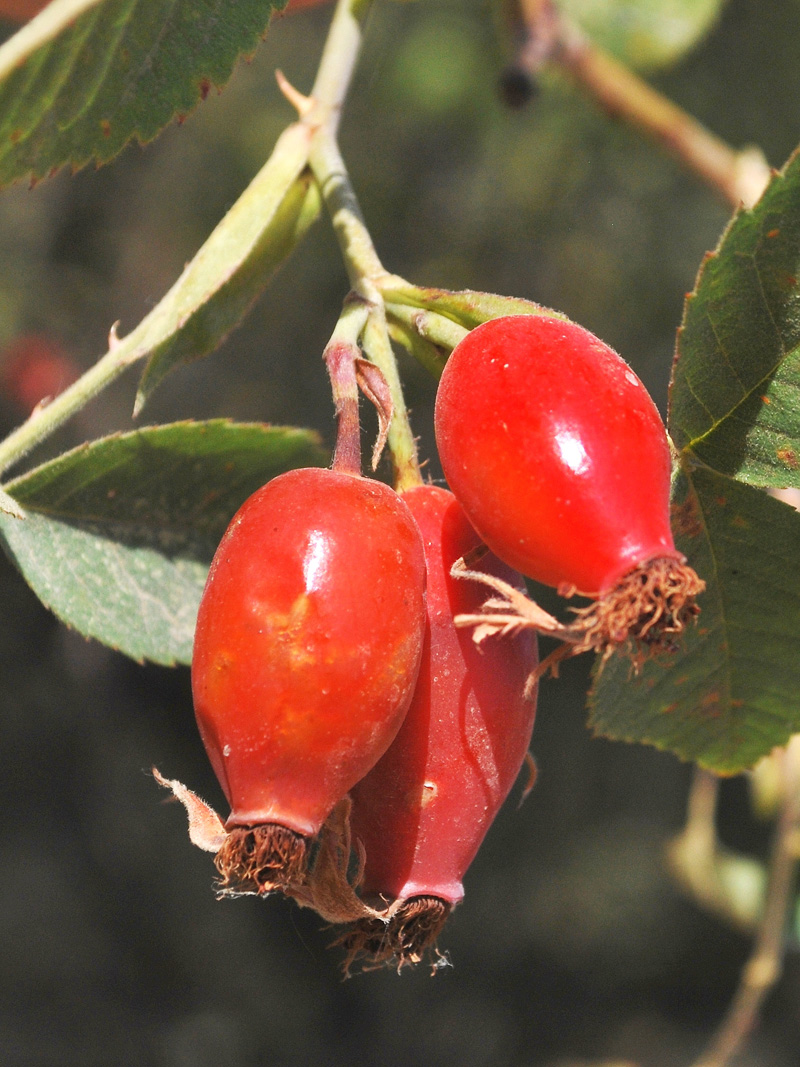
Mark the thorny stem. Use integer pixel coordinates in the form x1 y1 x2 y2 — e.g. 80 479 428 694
292 0 422 489
691 735 800 1067
0 0 423 493
508 0 771 210
0 327 137 480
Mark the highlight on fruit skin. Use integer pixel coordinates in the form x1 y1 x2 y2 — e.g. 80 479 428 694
190 466 427 895
433 314 704 667
339 485 539 972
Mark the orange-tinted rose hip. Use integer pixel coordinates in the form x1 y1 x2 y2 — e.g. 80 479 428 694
191 467 427 893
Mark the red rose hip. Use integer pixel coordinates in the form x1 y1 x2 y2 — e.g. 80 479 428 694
341 486 538 969
434 315 703 662
191 467 427 893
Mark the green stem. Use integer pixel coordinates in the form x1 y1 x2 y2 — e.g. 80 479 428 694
361 308 422 491
310 129 386 290
308 0 372 132
506 0 770 209
301 0 422 489
0 0 383 484
385 300 470 354
386 316 448 380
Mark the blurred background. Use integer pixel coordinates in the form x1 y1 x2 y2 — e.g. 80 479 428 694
1 0 800 1063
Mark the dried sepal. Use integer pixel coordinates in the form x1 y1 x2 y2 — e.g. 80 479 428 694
452 554 704 678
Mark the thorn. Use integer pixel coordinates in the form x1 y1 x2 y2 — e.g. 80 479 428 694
108 320 121 351
275 69 314 116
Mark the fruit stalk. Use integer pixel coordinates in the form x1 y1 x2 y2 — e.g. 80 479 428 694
322 297 371 475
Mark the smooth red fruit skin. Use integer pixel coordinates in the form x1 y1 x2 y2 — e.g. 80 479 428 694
434 315 681 594
191 468 427 839
349 486 538 906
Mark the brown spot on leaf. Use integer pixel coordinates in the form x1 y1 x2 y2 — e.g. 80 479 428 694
701 690 720 716
100 119 111 137
731 514 749 528
661 702 678 714
777 448 799 470
199 77 211 100
715 496 727 507
10 129 21 144
671 493 703 539
767 228 780 238
761 394 771 404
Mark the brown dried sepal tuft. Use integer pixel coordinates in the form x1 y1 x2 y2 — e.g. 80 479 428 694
453 554 705 680
336 895 452 974
566 555 705 668
215 824 309 895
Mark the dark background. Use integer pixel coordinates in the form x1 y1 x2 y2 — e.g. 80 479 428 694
1 1 799 1064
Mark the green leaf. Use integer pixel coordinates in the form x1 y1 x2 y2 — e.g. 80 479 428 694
0 0 287 187
556 0 724 72
0 420 326 665
133 125 320 412
670 150 800 489
588 463 800 774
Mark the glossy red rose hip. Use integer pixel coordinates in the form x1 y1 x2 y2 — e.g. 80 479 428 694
343 485 538 968
435 314 680 594
191 467 427 874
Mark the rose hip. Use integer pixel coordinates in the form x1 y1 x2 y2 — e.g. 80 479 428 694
434 315 703 663
191 467 427 894
342 485 538 969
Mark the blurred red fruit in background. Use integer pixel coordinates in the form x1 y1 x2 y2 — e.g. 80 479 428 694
1 334 80 415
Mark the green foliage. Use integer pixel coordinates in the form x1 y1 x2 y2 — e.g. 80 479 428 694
590 465 800 772
590 154 800 773
556 0 725 71
671 149 800 489
133 123 320 413
0 0 286 187
0 421 326 664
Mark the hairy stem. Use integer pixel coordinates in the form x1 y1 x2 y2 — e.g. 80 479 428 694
297 0 422 489
0 113 315 480
361 307 422 490
691 736 800 1067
